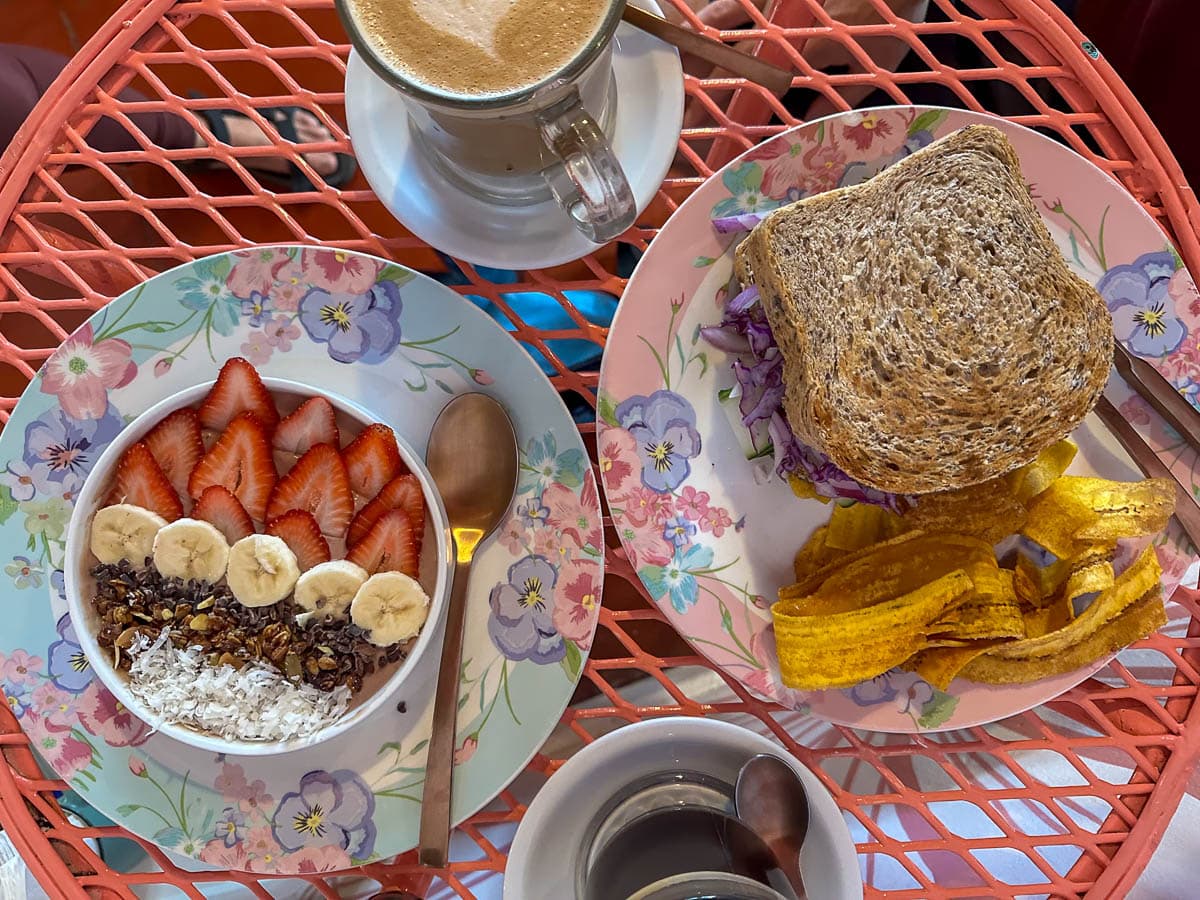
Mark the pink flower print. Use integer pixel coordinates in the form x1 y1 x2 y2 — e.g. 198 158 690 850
554 559 600 647
39 324 136 420
290 844 353 874
1118 395 1152 427
498 517 528 556
75 681 150 747
1168 267 1200 319
675 486 710 522
623 486 674 528
618 521 672 569
227 247 292 298
262 315 301 351
454 735 478 765
128 755 147 777
31 682 77 729
240 330 273 366
599 428 638 499
471 368 494 386
272 261 308 312
214 760 274 813
543 481 602 550
244 826 282 865
2 650 43 685
802 143 848 194
153 357 173 377
533 526 572 566
745 627 807 709
25 715 91 778
841 111 898 152
698 505 734 538
302 249 382 295
200 839 250 869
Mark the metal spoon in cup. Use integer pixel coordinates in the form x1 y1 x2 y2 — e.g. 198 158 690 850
735 754 812 900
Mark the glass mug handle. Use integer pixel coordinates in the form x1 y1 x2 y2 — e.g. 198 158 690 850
537 89 636 243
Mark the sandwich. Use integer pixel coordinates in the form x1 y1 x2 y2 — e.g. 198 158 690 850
709 124 1113 501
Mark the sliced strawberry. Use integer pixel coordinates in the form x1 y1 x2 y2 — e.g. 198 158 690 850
143 407 204 499
106 442 184 522
197 357 280 433
193 485 255 544
342 424 405 498
346 508 419 577
188 412 277 522
266 510 331 572
347 474 426 550
265 443 353 537
274 397 339 456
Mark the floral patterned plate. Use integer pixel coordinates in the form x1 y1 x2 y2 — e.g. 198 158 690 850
0 247 603 872
598 106 1198 733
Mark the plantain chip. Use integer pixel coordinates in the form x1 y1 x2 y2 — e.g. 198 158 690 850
900 479 1027 544
788 474 831 503
1006 440 1078 503
908 642 1005 691
1021 476 1175 559
1023 596 1074 639
929 570 1025 642
825 501 905 552
792 526 847 581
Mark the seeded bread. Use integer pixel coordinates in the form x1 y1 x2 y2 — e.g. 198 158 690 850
734 124 1112 494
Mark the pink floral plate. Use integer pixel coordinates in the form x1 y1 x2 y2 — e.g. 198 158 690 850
598 106 1198 733
0 247 603 871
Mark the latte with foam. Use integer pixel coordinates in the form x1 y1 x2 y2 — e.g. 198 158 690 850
346 0 611 98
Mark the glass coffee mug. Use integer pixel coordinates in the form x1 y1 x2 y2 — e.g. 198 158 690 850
335 0 636 243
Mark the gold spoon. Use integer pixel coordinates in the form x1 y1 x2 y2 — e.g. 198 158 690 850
418 393 518 869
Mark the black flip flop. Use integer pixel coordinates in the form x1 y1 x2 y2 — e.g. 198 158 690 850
195 103 356 191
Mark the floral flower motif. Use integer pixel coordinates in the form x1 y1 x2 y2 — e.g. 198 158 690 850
618 522 673 569
290 844 354 873
675 486 710 522
215 807 247 847
841 111 896 152
200 839 250 869
128 755 147 777
1172 267 1200 319
23 404 124 492
896 678 934 715
20 496 71 541
554 559 600 648
543 480 601 550
33 682 79 730
531 526 571 566
263 315 300 351
615 391 702 493
240 291 273 327
454 735 479 765
240 330 273 366
271 261 308 312
24 715 91 778
244 825 280 861
51 569 65 600
1118 394 1152 427
1 460 55 502
226 247 292 298
849 673 899 707
153 357 173 377
75 680 150 746
1099 250 1186 357
661 515 696 549
47 614 92 694
5 556 43 589
623 486 675 528
471 368 494 386
215 761 274 813
711 163 784 219
302 249 383 295
2 649 42 685
640 544 714 614
39 324 136 421
599 427 638 498
518 496 550 529
497 517 527 556
298 280 403 365
488 555 564 664
838 130 934 188
4 680 31 718
175 255 240 336
698 505 734 538
518 432 586 495
272 769 376 858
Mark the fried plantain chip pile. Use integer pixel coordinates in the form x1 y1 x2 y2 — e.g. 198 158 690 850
774 442 1176 691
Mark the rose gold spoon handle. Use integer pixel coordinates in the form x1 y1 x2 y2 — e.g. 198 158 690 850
418 394 518 869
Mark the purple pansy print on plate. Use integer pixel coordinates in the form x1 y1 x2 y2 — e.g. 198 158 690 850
488 555 564 665
273 769 376 857
1099 250 1187 357
614 390 702 493
298 280 403 364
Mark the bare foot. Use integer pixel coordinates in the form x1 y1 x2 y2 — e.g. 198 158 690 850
195 108 339 180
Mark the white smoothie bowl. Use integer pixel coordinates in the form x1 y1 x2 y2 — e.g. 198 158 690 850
64 377 452 756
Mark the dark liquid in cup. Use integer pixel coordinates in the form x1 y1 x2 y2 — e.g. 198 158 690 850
583 806 778 900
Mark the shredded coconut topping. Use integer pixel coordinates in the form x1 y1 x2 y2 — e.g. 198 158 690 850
125 631 350 742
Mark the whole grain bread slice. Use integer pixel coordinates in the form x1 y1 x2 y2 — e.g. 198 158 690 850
733 124 1112 494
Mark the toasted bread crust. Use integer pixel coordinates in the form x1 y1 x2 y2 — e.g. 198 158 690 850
733 124 1112 494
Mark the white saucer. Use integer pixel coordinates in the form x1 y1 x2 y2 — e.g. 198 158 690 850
504 717 863 900
344 1 683 270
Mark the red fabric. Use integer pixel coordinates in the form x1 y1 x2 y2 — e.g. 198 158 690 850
1076 1 1200 192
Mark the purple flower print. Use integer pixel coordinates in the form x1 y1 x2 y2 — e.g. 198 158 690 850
240 291 273 327
849 673 899 707
518 496 550 529
215 807 247 847
23 404 124 493
4 680 31 718
488 555 565 664
298 279 403 364
272 769 376 858
661 516 696 549
1099 251 1187 357
47 614 92 694
614 391 701 493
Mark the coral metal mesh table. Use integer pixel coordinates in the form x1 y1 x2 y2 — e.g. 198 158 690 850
0 0 1198 896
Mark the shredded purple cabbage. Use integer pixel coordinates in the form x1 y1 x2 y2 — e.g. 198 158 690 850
712 212 773 234
702 285 902 510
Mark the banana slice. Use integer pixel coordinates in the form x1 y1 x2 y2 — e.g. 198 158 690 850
226 534 300 608
152 518 230 583
90 504 167 566
351 571 431 647
294 560 368 620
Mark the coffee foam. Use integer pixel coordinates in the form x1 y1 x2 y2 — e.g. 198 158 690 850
348 0 609 98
